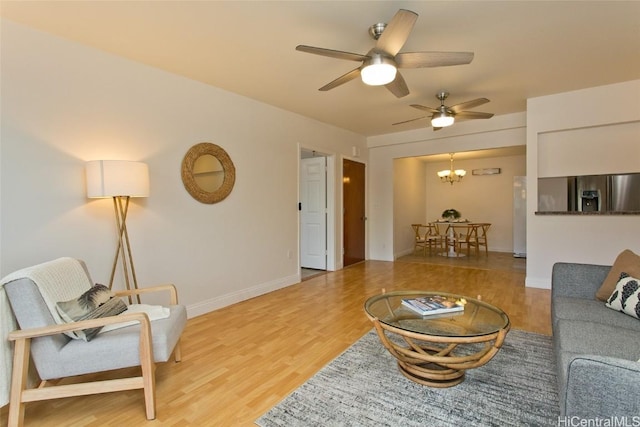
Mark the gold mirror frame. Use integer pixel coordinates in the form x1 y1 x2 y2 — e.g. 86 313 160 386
181 142 235 204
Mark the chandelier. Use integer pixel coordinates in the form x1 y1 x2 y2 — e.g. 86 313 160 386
437 153 466 185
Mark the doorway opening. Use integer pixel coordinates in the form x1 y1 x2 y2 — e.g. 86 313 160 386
299 147 336 278
343 158 366 267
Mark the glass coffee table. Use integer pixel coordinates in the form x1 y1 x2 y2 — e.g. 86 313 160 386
364 290 510 387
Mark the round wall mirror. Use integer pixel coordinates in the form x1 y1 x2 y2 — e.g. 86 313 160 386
193 154 224 192
181 142 235 204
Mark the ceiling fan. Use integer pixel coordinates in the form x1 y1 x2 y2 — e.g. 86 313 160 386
296 9 474 98
393 91 494 130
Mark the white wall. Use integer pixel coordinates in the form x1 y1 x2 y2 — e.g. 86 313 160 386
393 157 426 257
526 80 640 288
368 113 527 261
0 20 367 316
538 121 640 177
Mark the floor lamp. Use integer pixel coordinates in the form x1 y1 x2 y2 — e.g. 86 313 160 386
86 160 150 303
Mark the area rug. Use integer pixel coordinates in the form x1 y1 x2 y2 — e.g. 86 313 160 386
256 329 559 426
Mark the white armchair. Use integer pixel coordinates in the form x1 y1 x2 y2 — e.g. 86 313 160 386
2 257 186 427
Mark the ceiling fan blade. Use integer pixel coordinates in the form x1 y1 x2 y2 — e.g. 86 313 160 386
384 71 409 98
410 104 439 114
296 45 367 62
392 116 426 126
395 52 474 68
375 9 418 56
454 111 494 119
319 67 361 91
449 98 490 113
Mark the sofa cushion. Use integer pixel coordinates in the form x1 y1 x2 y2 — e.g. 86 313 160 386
562 355 640 418
553 296 640 332
606 273 640 319
554 319 640 362
596 249 640 301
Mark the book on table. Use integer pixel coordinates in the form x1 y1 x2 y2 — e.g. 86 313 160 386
401 295 466 316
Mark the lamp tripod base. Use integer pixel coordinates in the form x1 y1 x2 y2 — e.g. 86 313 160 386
109 196 141 303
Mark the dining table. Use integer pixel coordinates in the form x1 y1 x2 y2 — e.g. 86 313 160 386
429 221 482 258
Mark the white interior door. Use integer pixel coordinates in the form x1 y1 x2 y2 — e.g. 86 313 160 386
300 157 327 269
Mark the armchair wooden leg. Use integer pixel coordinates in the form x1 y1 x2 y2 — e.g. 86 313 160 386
140 356 156 420
9 338 30 427
173 340 182 363
139 320 156 420
141 363 156 420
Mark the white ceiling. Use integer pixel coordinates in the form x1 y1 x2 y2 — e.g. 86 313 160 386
1 1 639 137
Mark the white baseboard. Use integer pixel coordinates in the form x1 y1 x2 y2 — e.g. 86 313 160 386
525 276 551 289
394 248 415 259
186 273 300 318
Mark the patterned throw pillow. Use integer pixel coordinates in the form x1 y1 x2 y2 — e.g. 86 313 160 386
596 249 640 301
605 273 640 320
56 284 127 341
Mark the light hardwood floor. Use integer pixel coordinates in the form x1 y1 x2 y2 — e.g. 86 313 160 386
1 256 550 426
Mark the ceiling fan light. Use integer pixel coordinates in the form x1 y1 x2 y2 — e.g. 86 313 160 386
361 55 397 86
431 113 454 128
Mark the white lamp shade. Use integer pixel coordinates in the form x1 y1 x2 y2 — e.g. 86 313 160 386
86 160 150 198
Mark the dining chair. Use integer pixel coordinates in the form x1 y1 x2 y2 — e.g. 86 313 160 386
425 223 446 255
476 223 491 255
456 224 480 256
411 224 427 255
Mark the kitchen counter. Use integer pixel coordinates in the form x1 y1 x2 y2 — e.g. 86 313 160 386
535 211 640 215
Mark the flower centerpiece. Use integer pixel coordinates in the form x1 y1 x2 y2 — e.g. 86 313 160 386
441 208 461 221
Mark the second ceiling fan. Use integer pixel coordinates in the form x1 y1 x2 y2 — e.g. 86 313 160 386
394 91 494 130
296 9 474 98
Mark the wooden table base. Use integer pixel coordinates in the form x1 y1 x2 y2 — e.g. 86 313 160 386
397 355 465 388
369 319 509 388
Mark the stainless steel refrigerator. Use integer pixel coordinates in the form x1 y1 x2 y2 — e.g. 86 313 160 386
609 174 640 211
576 174 640 212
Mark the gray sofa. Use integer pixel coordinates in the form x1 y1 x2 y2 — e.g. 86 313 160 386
551 262 640 418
